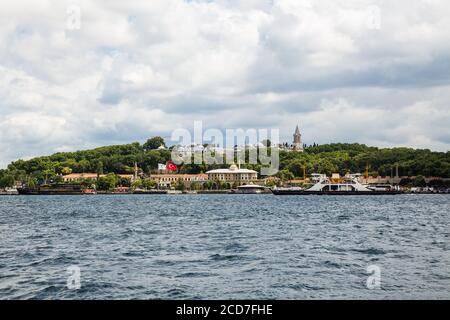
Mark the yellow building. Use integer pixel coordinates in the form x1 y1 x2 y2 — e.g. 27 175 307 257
62 173 135 182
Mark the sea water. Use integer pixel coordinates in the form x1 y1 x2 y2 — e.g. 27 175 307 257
0 194 449 299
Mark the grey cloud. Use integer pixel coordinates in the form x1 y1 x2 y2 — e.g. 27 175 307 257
1 0 450 167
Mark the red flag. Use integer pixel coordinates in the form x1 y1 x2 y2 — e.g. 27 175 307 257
166 161 177 172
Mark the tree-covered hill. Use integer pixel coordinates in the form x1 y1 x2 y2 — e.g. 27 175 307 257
1 138 449 188
279 143 450 178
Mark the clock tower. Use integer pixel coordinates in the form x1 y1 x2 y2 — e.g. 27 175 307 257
293 125 303 152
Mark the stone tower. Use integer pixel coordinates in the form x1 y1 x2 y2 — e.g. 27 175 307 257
293 125 303 152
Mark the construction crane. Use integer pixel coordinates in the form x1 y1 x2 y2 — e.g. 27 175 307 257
364 163 370 180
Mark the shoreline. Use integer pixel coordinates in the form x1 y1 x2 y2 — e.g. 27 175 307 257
2 191 449 196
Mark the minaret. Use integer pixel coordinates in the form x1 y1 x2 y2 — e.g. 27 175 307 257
134 162 138 181
293 125 303 152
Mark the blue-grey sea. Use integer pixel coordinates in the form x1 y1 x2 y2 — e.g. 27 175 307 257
0 194 449 300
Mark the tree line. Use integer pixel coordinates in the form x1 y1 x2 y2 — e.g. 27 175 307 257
1 137 449 188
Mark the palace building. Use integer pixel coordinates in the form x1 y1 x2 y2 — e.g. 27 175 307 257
62 173 136 182
206 164 258 185
150 174 208 189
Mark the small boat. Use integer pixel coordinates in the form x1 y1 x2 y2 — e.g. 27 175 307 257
234 184 272 194
132 189 167 194
82 188 97 194
0 188 19 195
196 190 232 194
272 173 401 195
111 186 131 194
183 190 198 194
167 190 183 194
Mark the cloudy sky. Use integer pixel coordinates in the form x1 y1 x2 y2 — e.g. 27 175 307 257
1 0 450 167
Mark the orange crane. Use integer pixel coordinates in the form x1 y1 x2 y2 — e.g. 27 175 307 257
364 163 370 180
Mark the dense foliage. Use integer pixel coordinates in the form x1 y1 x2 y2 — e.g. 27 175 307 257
1 139 449 188
283 143 450 178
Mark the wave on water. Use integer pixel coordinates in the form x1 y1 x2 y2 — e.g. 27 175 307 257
0 194 448 299
352 248 387 255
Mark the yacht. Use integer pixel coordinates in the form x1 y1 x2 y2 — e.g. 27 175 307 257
234 184 271 194
0 187 19 195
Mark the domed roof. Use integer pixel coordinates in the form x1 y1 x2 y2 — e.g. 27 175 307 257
229 164 238 171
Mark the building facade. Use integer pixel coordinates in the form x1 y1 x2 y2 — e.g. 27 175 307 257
62 173 136 182
150 174 208 189
206 164 258 185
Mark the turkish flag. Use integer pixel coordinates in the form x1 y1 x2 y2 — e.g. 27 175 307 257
166 161 177 172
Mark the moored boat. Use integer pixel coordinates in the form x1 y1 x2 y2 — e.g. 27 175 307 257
0 187 19 195
17 184 83 195
132 189 167 194
272 173 401 195
82 188 97 194
234 184 272 194
111 186 131 194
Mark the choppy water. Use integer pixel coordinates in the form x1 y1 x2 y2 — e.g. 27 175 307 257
0 194 449 300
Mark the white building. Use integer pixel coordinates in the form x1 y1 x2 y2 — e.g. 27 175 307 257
206 164 258 185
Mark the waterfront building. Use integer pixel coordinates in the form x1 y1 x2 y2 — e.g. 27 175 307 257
206 164 258 185
150 174 208 189
62 173 136 182
361 175 450 185
62 173 98 181
286 179 308 186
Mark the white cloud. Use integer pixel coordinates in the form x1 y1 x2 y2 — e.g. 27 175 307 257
1 0 450 167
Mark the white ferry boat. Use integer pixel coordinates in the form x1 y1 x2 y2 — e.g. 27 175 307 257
272 173 401 195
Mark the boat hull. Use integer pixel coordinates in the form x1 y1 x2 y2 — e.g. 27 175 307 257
272 190 402 195
17 184 84 195
132 190 167 194
17 189 84 195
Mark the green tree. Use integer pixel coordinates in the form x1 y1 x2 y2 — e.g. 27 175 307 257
399 178 413 187
61 167 72 175
265 179 277 187
132 179 143 189
78 160 90 173
0 175 15 188
97 173 117 191
42 169 56 184
143 136 166 151
412 175 427 187
220 182 231 189
52 175 64 183
277 169 294 181
118 176 131 187
175 179 186 191
96 161 104 175
203 181 213 190
27 177 38 188
190 182 201 191
81 178 95 188
142 179 157 189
